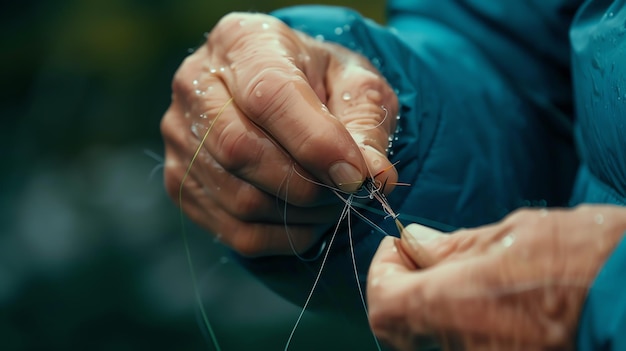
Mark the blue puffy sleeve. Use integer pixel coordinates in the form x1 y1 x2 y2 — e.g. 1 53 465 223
273 2 580 237
237 3 626 350
266 2 626 350
237 0 587 318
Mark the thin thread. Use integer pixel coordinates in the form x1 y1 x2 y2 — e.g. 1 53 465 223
284 197 352 351
179 98 233 351
347 205 383 351
282 166 325 262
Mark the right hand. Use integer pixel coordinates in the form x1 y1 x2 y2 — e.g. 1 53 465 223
161 12 398 257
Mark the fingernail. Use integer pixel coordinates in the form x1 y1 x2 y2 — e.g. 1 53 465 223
404 224 442 244
329 162 363 193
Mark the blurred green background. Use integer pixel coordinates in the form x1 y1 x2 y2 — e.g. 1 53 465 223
1 0 384 350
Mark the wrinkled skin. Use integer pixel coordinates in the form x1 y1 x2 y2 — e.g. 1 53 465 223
161 13 398 257
367 205 626 351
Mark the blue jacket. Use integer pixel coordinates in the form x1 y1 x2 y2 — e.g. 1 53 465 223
240 1 625 349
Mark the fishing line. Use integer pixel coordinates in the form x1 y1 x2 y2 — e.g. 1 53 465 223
179 97 233 351
283 193 353 351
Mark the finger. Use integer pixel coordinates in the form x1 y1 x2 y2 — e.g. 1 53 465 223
324 45 399 191
170 50 338 207
405 256 568 347
179 174 325 257
399 221 513 268
368 237 425 311
369 236 416 277
162 98 342 225
187 152 344 224
398 224 446 268
368 237 429 342
211 13 368 192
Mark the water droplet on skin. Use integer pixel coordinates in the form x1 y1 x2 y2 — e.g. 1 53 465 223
209 67 217 74
219 66 225 72
342 92 352 101
594 214 605 224
195 89 204 96
396 115 401 120
262 22 270 30
255 90 263 98
191 124 199 137
501 233 516 247
334 27 343 35
199 113 207 119
192 79 199 86
315 34 325 42
539 209 549 217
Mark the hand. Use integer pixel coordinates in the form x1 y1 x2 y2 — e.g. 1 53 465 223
367 205 626 350
161 13 398 256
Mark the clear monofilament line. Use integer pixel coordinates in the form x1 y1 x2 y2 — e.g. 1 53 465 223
281 166 325 262
346 201 383 351
178 98 233 351
283 196 352 351
332 190 390 236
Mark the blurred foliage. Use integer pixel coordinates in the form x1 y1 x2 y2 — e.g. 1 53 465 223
1 0 384 350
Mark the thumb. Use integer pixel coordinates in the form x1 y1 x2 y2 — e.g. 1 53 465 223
213 13 368 193
324 44 399 193
398 223 448 268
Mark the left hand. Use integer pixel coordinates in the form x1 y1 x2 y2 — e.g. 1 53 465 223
367 205 626 350
161 13 398 256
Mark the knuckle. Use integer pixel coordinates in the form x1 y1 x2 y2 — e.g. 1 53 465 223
232 184 267 220
159 110 174 141
211 12 247 39
210 13 283 51
229 229 269 258
215 126 262 173
171 54 201 99
243 66 302 122
160 108 183 144
162 158 183 204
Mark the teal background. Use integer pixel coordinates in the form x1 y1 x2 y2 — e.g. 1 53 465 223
1 0 384 350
